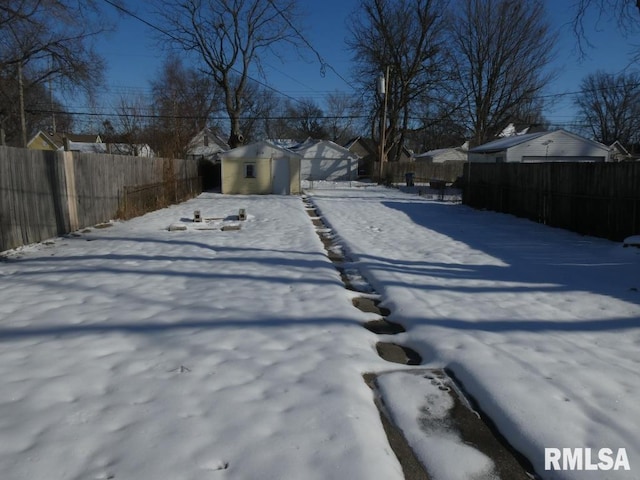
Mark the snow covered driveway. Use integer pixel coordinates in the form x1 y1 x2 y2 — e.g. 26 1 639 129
309 184 640 480
0 193 403 480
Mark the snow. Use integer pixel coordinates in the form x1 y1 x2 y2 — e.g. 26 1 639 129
308 183 640 480
375 370 500 480
0 194 401 480
623 235 640 248
1 184 639 479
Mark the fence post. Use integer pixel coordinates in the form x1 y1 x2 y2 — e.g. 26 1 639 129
62 150 79 231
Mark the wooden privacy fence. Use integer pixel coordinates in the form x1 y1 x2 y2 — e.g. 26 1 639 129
118 177 202 220
374 161 465 184
0 146 201 252
463 162 640 242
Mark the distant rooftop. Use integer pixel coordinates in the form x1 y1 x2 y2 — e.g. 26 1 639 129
469 131 549 153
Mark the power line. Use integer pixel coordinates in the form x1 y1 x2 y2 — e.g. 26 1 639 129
25 107 370 121
100 0 317 106
265 0 357 92
101 0 183 43
29 106 594 130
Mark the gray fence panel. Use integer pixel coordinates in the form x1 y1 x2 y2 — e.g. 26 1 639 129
1 146 202 252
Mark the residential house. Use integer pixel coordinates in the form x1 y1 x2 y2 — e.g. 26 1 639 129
468 129 610 163
186 127 229 162
66 141 154 157
609 141 632 162
344 137 377 177
27 131 102 151
186 128 229 191
220 141 301 195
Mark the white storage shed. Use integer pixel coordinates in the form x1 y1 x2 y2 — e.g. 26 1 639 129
291 139 359 181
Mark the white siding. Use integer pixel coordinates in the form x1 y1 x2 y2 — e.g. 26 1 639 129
508 130 609 162
301 158 355 181
295 140 358 180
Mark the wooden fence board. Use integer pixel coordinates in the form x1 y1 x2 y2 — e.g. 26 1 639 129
375 161 465 184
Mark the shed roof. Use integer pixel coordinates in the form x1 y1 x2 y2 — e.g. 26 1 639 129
220 140 302 159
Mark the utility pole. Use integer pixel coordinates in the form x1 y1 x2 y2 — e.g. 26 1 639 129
49 54 56 134
377 66 389 183
18 61 27 148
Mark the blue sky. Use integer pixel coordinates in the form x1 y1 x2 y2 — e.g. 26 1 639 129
90 0 639 130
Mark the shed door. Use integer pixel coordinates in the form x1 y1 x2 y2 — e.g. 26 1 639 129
272 157 290 194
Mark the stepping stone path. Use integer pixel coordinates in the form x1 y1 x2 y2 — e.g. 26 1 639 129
302 195 536 480
302 196 420 365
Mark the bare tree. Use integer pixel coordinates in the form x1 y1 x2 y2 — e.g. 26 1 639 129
154 0 303 148
348 0 450 163
259 91 290 140
574 70 640 148
110 94 151 154
449 0 556 145
411 103 468 152
0 71 72 146
0 1 108 145
1 1 107 92
236 81 283 142
148 55 221 158
572 1 640 56
324 91 362 144
284 98 328 140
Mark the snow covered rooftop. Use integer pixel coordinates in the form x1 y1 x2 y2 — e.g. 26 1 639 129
469 131 549 153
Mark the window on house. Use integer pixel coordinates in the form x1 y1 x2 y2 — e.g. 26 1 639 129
244 163 256 178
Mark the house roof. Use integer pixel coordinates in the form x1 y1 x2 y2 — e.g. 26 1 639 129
26 130 102 150
67 141 154 156
344 137 377 156
51 131 101 146
186 128 228 163
469 129 610 156
269 139 301 149
468 131 548 153
609 140 629 156
187 128 229 157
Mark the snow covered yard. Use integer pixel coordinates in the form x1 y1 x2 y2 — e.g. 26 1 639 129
0 193 404 480
308 183 640 480
2 184 639 480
